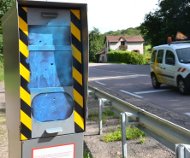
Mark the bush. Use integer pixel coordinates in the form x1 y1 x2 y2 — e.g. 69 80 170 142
101 127 145 143
107 50 146 64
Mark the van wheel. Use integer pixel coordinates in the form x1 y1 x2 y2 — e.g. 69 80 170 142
151 74 160 89
178 78 187 94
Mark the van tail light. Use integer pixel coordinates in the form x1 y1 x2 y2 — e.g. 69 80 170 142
178 68 186 72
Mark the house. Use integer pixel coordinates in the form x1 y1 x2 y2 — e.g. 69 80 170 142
97 35 144 62
105 35 144 54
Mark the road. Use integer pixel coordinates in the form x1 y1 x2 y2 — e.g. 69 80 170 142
89 63 190 129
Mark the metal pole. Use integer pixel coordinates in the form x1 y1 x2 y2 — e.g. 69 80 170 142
87 90 93 119
121 113 127 158
98 98 103 135
176 144 185 158
184 146 190 158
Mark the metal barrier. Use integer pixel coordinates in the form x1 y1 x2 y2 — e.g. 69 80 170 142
176 144 190 158
120 112 138 158
88 85 190 157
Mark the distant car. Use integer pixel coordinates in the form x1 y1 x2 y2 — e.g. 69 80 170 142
150 41 190 94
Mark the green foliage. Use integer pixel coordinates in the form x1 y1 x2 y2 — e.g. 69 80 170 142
139 135 146 144
107 50 145 65
101 127 145 143
127 127 145 140
89 28 105 62
140 0 190 46
103 108 115 117
101 128 121 142
83 148 92 158
0 0 15 55
88 111 98 121
105 27 141 36
0 0 14 17
88 108 116 123
144 45 152 64
102 108 116 124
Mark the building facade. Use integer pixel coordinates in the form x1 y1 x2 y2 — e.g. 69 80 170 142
105 35 144 54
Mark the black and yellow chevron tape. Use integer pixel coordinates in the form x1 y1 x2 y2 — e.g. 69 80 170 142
71 9 85 132
18 6 32 141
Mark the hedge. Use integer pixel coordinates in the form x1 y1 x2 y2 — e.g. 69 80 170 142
107 50 145 64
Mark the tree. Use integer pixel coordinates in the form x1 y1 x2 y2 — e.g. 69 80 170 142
105 27 141 36
0 0 15 54
140 0 190 46
89 28 104 62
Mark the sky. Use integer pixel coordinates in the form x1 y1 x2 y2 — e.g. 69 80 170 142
86 0 159 33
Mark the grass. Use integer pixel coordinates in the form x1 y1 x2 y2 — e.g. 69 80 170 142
101 126 145 143
84 142 93 158
83 148 93 158
102 108 115 123
88 108 116 123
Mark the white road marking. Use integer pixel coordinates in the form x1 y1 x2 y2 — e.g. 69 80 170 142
120 90 143 99
94 81 106 86
184 112 190 117
91 67 129 75
89 74 148 81
134 89 170 95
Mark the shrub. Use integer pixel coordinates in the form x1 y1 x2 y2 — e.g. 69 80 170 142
107 50 146 64
88 108 116 123
101 127 145 143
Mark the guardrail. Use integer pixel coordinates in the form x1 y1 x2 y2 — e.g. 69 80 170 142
88 85 190 153
176 144 190 158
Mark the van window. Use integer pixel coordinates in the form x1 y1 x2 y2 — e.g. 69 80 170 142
157 50 164 63
165 50 175 65
176 47 190 63
151 50 156 62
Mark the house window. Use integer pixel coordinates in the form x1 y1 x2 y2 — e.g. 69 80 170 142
121 41 125 46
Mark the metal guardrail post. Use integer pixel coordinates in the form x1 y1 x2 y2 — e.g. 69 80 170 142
98 98 110 135
121 112 137 158
185 146 190 158
121 112 127 158
176 144 190 158
88 86 190 153
176 144 185 158
87 90 93 119
98 98 103 135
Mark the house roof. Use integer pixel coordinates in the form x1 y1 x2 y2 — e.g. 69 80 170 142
106 35 144 43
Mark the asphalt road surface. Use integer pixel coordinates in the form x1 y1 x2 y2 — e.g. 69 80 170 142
89 63 190 129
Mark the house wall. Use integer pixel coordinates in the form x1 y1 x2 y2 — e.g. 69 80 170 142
127 42 144 54
108 41 144 54
109 42 120 50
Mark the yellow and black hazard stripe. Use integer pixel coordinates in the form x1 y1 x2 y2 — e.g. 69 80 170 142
71 9 85 133
18 6 32 140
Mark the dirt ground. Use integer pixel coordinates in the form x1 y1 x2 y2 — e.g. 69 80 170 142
0 81 175 158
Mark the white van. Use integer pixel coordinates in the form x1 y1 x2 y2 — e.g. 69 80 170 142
150 42 190 94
